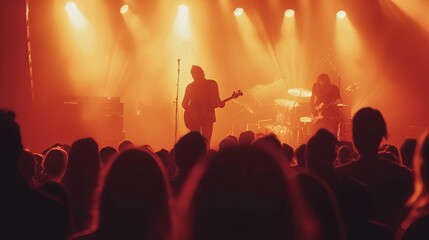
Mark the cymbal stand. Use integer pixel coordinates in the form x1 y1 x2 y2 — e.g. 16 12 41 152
231 108 246 136
346 83 360 116
290 92 301 145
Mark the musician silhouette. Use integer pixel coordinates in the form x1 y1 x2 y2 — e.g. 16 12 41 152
182 65 224 147
310 73 341 135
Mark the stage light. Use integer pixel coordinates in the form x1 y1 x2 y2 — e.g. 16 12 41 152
65 1 87 29
336 10 347 19
64 1 78 13
178 4 189 16
120 4 129 14
234 8 244 17
284 9 295 18
64 1 74 11
175 4 190 41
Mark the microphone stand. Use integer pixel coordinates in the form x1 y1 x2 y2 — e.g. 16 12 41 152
175 59 180 143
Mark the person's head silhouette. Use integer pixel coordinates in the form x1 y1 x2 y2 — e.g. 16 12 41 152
352 107 387 156
0 110 23 170
191 65 205 81
307 128 338 173
317 73 331 89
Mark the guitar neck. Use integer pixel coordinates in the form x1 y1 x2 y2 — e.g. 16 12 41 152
220 91 243 105
319 101 336 110
221 97 235 103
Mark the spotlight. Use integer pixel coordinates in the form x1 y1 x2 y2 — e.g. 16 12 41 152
120 4 129 14
175 4 190 41
284 9 295 18
234 8 244 17
336 10 347 19
65 1 76 11
178 4 189 15
65 1 87 29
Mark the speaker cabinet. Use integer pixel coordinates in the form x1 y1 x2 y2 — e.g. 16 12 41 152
51 96 125 147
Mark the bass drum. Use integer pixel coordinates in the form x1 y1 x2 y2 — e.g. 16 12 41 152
296 117 312 145
257 123 294 145
287 103 310 126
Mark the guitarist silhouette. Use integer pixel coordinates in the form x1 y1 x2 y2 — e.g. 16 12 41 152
310 73 341 135
182 65 226 147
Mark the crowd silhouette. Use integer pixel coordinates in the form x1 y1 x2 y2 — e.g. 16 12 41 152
1 107 428 240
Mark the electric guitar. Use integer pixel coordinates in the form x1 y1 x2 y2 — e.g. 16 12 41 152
312 101 337 124
184 90 243 130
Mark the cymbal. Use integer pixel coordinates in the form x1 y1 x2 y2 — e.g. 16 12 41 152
345 83 360 91
288 88 312 97
300 117 312 123
274 99 299 108
336 103 349 107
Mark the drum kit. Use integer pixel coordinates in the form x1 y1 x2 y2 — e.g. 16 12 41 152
266 88 348 145
231 87 350 146
268 88 313 145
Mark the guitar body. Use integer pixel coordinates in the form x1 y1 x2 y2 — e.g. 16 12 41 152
312 102 338 124
184 108 201 130
184 90 243 130
312 111 324 124
312 103 324 124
